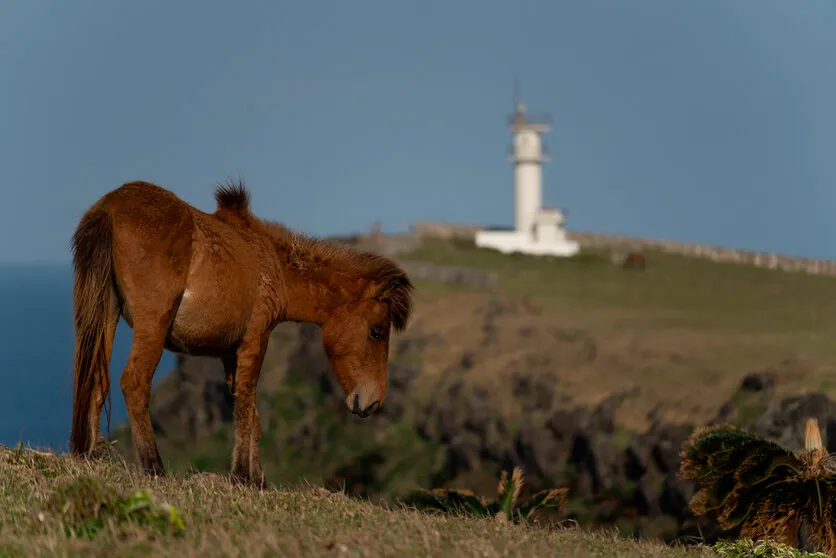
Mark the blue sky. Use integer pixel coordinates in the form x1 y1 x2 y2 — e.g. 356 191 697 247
2 1 835 263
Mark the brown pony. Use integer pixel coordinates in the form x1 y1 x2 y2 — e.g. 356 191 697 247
69 179 413 487
622 252 646 271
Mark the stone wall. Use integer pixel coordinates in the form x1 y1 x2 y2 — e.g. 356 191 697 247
395 260 498 290
410 221 836 277
410 222 484 241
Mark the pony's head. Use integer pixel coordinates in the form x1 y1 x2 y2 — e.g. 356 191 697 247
320 270 413 417
263 217 415 418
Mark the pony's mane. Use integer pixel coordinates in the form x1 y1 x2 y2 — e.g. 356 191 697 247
215 178 251 214
266 221 414 330
210 179 413 329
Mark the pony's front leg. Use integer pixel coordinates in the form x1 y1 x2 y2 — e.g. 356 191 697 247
229 333 268 488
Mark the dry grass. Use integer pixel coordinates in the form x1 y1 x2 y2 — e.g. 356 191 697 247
0 445 712 558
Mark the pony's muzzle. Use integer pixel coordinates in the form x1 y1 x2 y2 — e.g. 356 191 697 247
346 386 381 418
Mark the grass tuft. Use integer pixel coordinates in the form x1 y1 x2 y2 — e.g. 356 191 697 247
41 476 185 539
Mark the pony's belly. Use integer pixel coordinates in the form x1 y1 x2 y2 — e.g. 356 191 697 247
168 289 246 353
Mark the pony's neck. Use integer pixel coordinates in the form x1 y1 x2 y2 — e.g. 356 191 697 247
266 226 364 325
279 265 358 325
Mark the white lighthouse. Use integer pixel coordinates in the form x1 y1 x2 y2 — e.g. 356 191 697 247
474 102 580 257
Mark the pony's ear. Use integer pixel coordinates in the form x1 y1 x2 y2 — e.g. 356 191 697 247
374 274 409 301
373 273 414 331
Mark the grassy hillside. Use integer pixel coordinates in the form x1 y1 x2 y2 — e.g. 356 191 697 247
397 239 836 429
0 445 712 558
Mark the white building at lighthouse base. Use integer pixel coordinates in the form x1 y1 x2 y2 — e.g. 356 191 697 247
475 207 580 257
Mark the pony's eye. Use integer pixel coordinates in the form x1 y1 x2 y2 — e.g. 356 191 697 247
369 326 385 341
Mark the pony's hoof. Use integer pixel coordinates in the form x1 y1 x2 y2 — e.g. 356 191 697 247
142 463 167 478
230 470 266 490
255 474 268 491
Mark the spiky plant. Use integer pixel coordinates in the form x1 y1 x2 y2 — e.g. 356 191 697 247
401 466 567 524
681 418 836 555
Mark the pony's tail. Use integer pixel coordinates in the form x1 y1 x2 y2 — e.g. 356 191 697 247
69 205 116 455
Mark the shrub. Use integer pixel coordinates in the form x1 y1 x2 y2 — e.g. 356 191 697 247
681 418 836 555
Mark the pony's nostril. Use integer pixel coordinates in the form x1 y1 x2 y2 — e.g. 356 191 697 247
346 385 381 417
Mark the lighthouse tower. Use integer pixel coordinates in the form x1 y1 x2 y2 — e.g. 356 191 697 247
474 101 580 257
510 102 549 236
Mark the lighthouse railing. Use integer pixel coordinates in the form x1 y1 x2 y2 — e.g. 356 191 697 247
506 112 554 129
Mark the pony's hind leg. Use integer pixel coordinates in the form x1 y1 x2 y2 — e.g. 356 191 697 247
227 333 268 487
120 326 170 476
222 351 263 488
249 405 263 487
103 188 191 475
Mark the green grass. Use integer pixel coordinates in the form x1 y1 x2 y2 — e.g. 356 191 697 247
712 539 830 557
400 239 836 337
0 445 716 558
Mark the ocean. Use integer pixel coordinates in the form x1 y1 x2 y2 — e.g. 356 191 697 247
0 264 174 451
